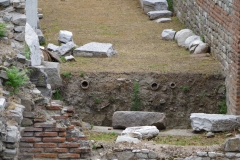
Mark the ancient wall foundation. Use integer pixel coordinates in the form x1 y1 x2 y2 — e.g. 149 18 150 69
173 0 240 115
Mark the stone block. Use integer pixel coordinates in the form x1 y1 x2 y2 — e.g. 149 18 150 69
142 0 168 13
147 10 172 20
58 30 73 43
190 113 240 132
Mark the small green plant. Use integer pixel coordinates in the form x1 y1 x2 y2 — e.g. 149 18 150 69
131 81 142 111
108 96 115 103
200 35 205 43
6 66 29 94
218 100 227 114
62 71 71 78
167 0 174 13
60 56 67 63
92 145 97 150
0 23 6 37
39 39 46 46
80 71 84 77
24 43 31 60
53 89 62 100
90 124 94 129
182 86 189 93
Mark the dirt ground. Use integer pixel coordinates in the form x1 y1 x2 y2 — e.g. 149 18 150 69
38 0 221 74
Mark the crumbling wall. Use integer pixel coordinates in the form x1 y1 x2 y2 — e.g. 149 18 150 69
173 0 240 115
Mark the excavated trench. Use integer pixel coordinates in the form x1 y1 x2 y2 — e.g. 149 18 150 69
59 72 225 129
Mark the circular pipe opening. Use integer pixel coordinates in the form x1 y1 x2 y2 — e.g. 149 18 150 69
81 80 89 89
151 83 159 91
169 82 176 89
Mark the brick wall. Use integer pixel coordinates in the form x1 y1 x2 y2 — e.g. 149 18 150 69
174 0 240 114
19 102 91 159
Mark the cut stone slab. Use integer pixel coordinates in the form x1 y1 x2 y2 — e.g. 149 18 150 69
56 41 76 56
190 113 240 132
28 67 48 87
25 23 43 66
122 126 159 139
58 30 73 43
116 135 140 144
189 40 203 53
112 111 166 130
184 35 201 49
175 29 194 47
11 13 26 26
47 43 59 52
155 18 171 23
34 61 62 88
161 29 176 40
147 10 172 20
73 42 117 57
142 0 168 14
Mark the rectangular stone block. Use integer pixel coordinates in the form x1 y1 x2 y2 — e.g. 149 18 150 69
34 122 56 128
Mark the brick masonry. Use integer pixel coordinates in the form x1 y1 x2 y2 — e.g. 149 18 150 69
19 101 91 159
174 0 240 114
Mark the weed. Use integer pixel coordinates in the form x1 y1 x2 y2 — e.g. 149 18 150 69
6 66 29 94
84 131 118 142
80 71 84 77
60 56 67 63
167 0 174 13
108 96 115 103
0 23 6 37
92 145 97 150
62 71 71 78
131 81 142 111
218 100 227 114
24 43 31 60
53 89 62 100
200 35 205 43
39 39 46 46
93 93 101 104
90 124 94 129
182 86 189 93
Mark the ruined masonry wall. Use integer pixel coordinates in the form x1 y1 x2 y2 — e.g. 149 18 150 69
173 0 240 115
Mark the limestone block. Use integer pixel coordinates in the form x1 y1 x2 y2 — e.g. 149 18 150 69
184 35 201 49
161 29 176 40
155 18 171 23
5 126 19 143
0 0 10 7
190 113 240 132
175 29 194 47
58 30 73 43
47 43 59 52
73 42 117 57
112 111 166 129
224 135 240 152
115 135 140 144
193 43 209 54
142 0 168 13
56 41 76 56
121 126 159 139
147 10 172 20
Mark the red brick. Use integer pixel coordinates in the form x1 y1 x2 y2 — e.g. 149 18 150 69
20 148 43 153
44 128 66 132
34 122 56 128
46 105 62 110
45 148 68 153
63 113 73 117
67 125 74 130
58 143 80 148
35 153 57 158
34 118 46 122
24 127 43 132
67 137 88 142
63 106 74 113
59 132 67 137
52 115 68 120
20 137 41 142
35 132 58 137
69 148 91 153
22 131 34 137
34 143 57 148
43 137 66 143
58 153 80 159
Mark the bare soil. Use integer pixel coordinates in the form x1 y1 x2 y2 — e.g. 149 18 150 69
38 0 221 74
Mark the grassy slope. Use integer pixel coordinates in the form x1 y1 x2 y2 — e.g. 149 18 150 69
39 0 221 74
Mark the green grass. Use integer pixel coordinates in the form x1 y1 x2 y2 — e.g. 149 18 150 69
62 71 71 78
85 132 118 142
131 81 142 111
0 23 6 37
53 89 62 100
218 100 227 114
